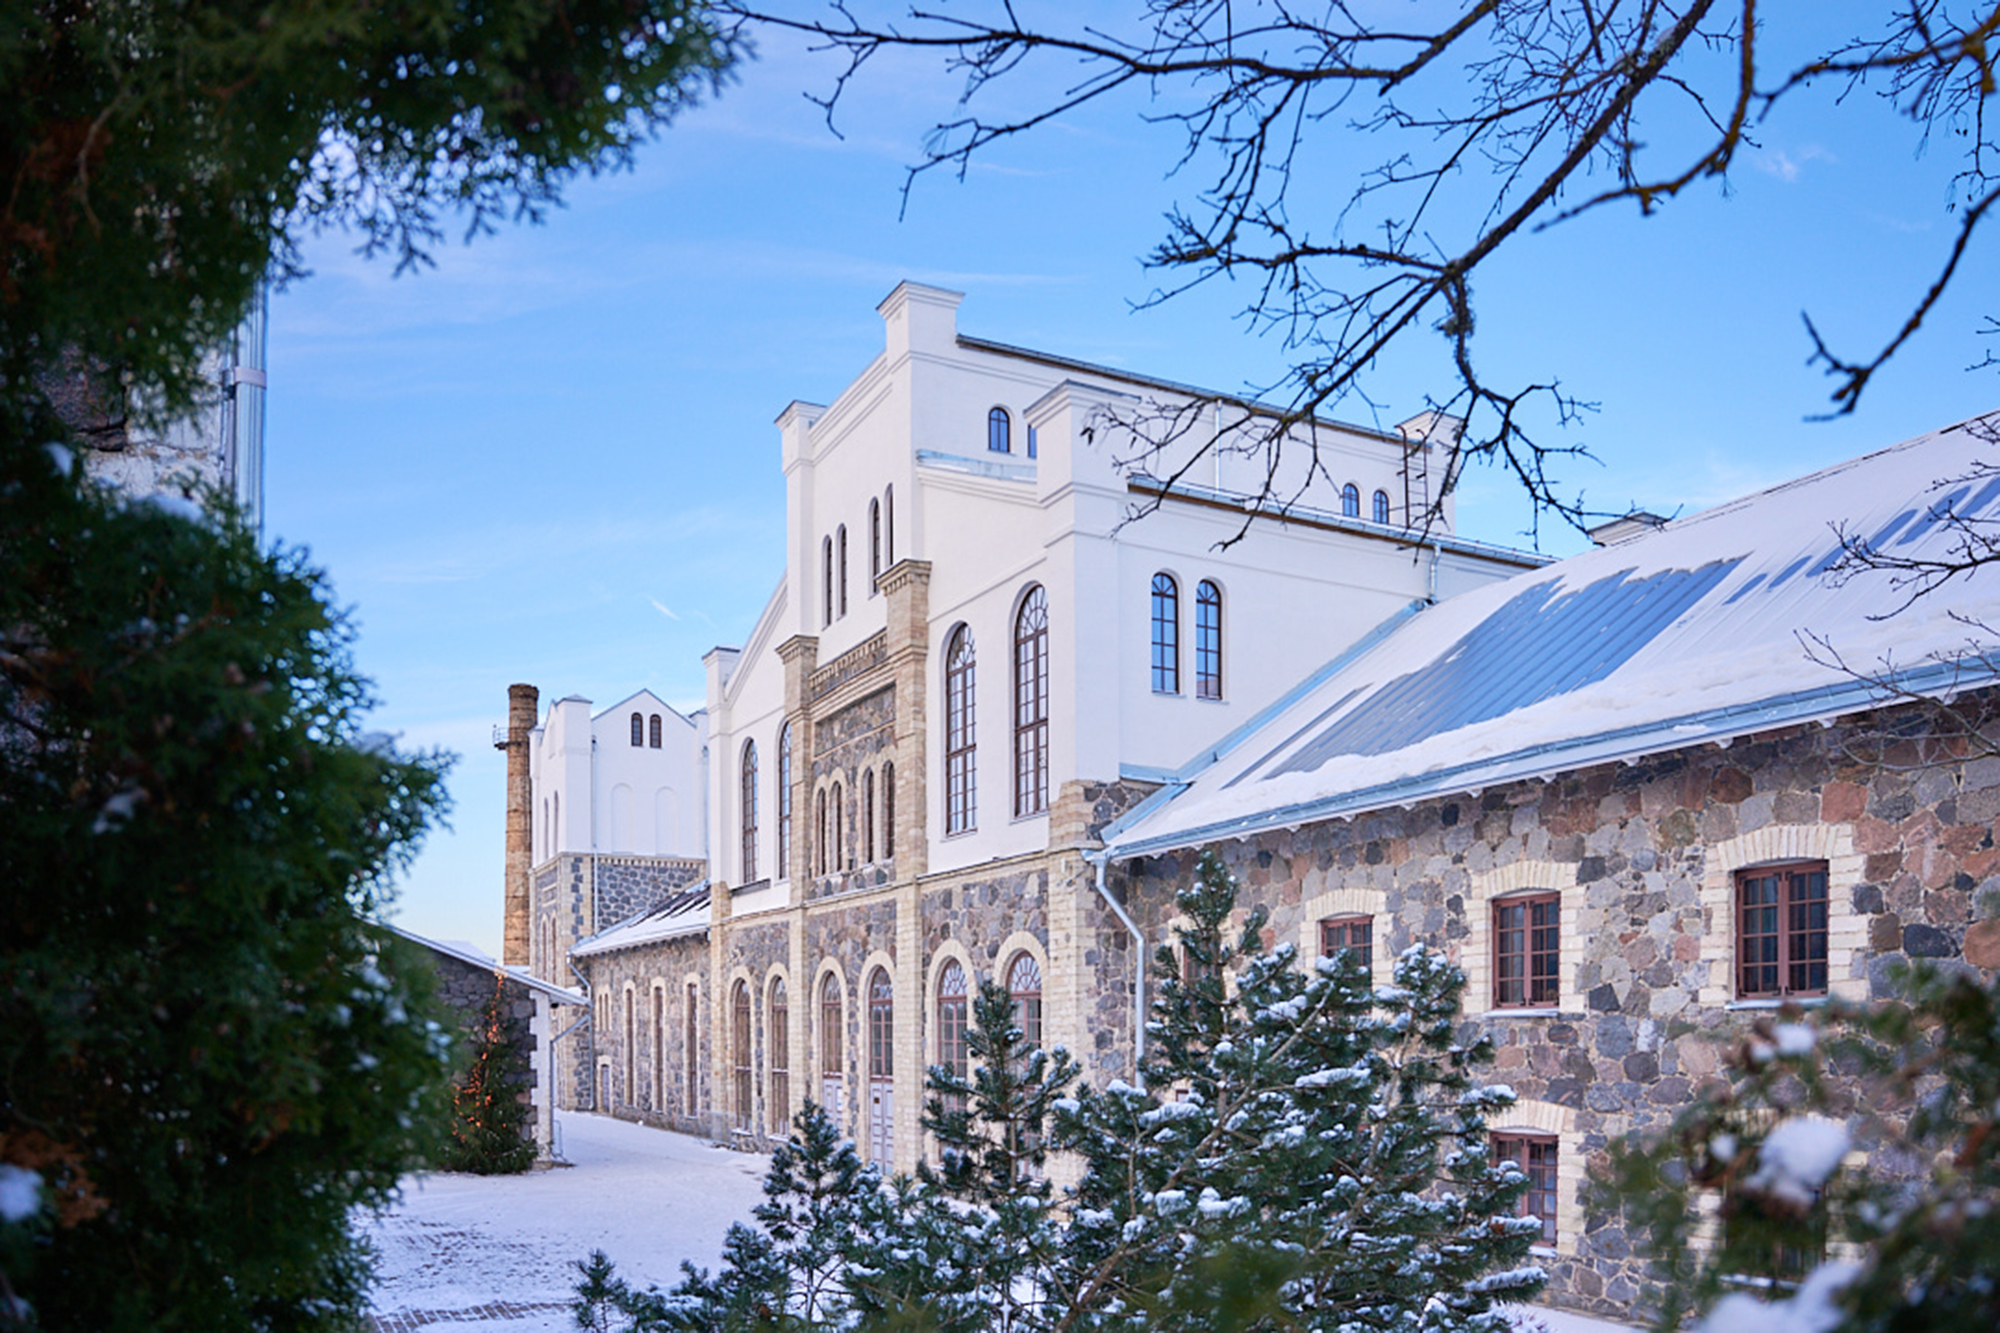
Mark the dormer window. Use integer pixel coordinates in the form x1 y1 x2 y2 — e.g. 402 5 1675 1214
988 407 1011 454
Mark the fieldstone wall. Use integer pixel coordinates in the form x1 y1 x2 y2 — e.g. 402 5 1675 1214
919 867 1048 971
809 685 898 892
594 855 705 927
1117 694 2000 1317
414 948 539 1153
573 933 712 1134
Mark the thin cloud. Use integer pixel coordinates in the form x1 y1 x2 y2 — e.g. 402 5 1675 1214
650 598 681 620
1756 145 1835 183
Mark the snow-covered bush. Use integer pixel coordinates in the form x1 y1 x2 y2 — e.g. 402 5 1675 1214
1601 963 2000 1333
578 852 1543 1331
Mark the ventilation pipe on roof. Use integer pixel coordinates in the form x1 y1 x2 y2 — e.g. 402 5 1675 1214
1088 853 1147 1081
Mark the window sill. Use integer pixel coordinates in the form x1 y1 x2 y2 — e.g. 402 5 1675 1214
1725 996 1828 1011
1480 1007 1563 1019
1011 810 1049 825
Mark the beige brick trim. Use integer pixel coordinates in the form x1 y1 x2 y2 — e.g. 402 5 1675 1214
1697 825 1864 1006
926 941 978 1067
1490 1096 1582 1255
1300 886 1389 989
1463 860 1580 1017
810 961 850 1132
764 964 795 1136
857 948 899 1169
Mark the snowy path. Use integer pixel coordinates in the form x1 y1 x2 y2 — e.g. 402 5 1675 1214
361 1111 1640 1333
362 1113 769 1332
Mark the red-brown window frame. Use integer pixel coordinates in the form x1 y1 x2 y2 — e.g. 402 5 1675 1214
819 973 843 1083
1737 861 1830 999
768 978 789 1135
1492 892 1561 1009
1318 915 1374 972
1493 1132 1559 1245
935 961 969 1114
731 980 754 1131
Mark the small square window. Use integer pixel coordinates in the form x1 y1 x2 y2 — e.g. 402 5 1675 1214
1493 1133 1559 1245
1493 893 1560 1008
1318 915 1373 972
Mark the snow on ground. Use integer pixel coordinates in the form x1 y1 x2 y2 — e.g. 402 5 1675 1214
362 1111 1644 1333
361 1112 769 1332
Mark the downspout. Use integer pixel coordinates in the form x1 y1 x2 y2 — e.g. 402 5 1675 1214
1088 852 1146 1079
1427 539 1441 605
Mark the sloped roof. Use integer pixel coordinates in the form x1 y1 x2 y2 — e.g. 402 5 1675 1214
1102 413 2000 861
383 924 587 1006
572 884 712 958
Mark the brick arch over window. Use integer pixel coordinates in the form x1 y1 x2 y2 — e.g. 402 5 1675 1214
815 966 848 1129
1299 886 1389 990
1462 860 1578 1017
1698 824 1863 1006
730 978 754 1131
767 973 791 1135
933 955 971 1099
1489 1097 1579 1252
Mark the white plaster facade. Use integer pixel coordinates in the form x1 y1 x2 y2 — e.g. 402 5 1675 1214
529 690 706 862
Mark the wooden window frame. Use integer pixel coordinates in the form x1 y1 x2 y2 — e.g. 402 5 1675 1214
1492 892 1561 1009
869 498 882 591
1013 585 1049 817
1372 488 1391 524
1150 573 1180 695
776 724 792 880
837 524 848 618
1317 915 1374 973
1008 951 1043 1053
1493 1133 1559 1246
629 712 643 747
649 713 662 748
1341 483 1359 517
822 536 833 627
882 762 896 860
945 626 977 834
731 980 754 1132
819 973 843 1083
651 986 664 1111
988 406 1011 454
936 961 969 1111
868 969 894 1081
862 768 876 864
1737 861 1830 1000
684 984 698 1115
768 979 789 1135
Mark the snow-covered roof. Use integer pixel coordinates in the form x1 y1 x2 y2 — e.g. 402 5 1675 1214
572 884 712 958
383 924 588 1006
1102 413 2000 862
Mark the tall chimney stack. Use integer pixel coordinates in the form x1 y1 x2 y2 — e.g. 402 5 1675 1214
501 683 539 965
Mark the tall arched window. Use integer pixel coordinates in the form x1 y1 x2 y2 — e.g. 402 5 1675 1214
869 498 882 591
944 625 977 834
988 406 1011 454
1195 580 1223 701
822 536 834 627
649 713 662 748
838 524 849 617
883 762 896 859
1013 585 1049 817
862 769 876 863
815 789 827 876
740 740 759 882
820 973 844 1116
884 486 894 566
1341 483 1360 517
652 986 664 1110
776 724 793 880
768 979 789 1134
1150 573 1180 695
630 712 644 746
1373 489 1391 524
623 987 635 1108
936 961 969 1111
732 980 753 1131
867 968 894 1162
684 984 698 1114
832 782 845 869
1009 952 1043 1052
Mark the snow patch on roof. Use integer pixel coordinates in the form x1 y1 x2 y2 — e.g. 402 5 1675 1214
572 884 713 958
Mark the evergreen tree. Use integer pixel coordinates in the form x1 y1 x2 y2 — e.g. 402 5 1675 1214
0 448 454 1332
440 980 538 1175
1602 962 2000 1333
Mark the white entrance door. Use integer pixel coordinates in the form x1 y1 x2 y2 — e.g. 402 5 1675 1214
869 1077 893 1164
822 1074 845 1128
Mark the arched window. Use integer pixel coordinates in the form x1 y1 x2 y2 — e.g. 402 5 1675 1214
867 968 894 1162
1150 573 1180 695
552 791 559 854
651 986 664 1110
885 486 894 566
1013 585 1049 817
1008 952 1043 1052
832 782 844 870
883 762 896 860
649 713 662 748
623 987 635 1109
740 740 759 882
945 625 977 834
1341 483 1360 518
732 980 753 1131
1195 580 1223 701
820 972 844 1113
988 406 1011 454
838 524 849 617
822 536 834 627
776 724 793 880
684 984 698 1114
936 961 969 1111
815 788 827 876
869 498 882 591
1373 489 1391 525
862 769 876 863
630 712 644 746
768 979 789 1134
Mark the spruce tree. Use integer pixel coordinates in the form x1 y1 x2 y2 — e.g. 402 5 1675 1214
440 981 538 1175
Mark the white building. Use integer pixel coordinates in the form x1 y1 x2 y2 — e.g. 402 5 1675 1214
529 689 705 865
526 280 1547 1165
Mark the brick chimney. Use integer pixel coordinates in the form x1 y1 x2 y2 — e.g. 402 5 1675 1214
501 683 539 965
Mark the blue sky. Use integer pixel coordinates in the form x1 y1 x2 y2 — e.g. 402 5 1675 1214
265 10 2000 956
